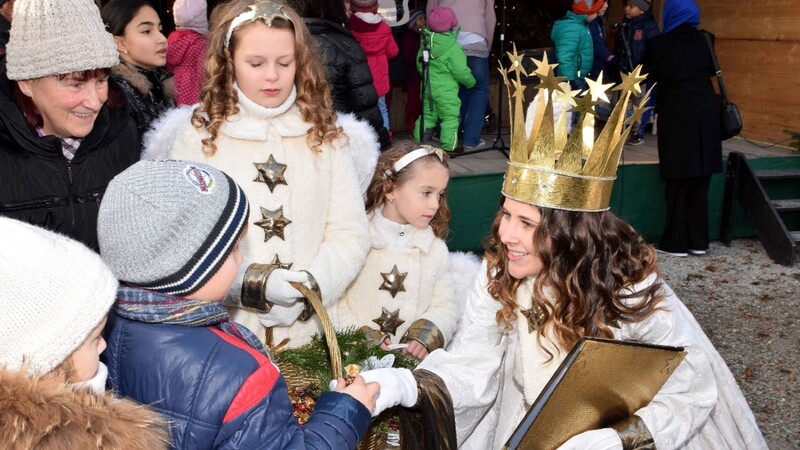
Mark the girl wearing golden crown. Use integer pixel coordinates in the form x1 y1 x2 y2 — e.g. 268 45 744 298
351 59 767 449
143 0 380 348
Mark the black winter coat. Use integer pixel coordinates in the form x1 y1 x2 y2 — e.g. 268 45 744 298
305 18 390 149
644 24 722 180
111 62 176 139
0 81 140 250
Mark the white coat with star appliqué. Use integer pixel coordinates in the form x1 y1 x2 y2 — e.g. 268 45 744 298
417 260 767 449
142 87 379 347
330 210 460 346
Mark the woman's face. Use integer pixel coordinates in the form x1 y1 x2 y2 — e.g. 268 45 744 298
18 72 109 138
498 198 544 280
114 5 167 69
233 22 296 109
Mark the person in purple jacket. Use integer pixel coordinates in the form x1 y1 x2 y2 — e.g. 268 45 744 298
97 160 379 449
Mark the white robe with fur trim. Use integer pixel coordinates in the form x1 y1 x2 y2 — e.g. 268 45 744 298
330 211 462 346
142 89 379 347
418 261 767 449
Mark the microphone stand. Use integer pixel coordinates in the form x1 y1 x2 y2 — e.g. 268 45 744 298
418 30 434 144
450 0 509 159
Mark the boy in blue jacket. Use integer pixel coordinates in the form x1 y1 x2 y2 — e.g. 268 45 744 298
614 0 659 144
97 160 378 449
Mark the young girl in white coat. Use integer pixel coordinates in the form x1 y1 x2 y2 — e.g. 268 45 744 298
333 144 459 361
143 0 379 348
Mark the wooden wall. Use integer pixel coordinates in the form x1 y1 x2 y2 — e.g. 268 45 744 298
700 0 800 144
608 0 799 144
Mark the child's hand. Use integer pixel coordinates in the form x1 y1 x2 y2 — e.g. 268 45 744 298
402 339 429 360
332 376 380 415
379 337 392 350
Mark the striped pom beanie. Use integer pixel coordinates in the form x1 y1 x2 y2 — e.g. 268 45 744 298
98 160 249 296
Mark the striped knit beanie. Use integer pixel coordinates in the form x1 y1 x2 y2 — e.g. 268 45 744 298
98 160 249 296
0 218 117 375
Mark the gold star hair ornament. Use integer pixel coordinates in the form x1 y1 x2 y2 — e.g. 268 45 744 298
225 1 293 47
501 60 648 211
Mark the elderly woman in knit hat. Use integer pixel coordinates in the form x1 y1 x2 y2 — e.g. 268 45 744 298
0 0 139 251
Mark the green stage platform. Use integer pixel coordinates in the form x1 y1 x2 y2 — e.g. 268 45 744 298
446 155 800 253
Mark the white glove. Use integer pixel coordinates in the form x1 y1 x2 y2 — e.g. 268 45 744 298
333 368 417 418
258 302 305 327
264 269 309 306
557 428 623 450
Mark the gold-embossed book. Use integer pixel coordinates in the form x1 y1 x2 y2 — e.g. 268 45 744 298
504 337 687 450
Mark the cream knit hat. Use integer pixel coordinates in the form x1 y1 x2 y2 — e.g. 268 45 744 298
6 0 119 80
0 218 118 375
174 0 209 35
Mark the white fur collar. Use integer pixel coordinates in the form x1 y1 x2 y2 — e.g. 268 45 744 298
219 84 307 140
369 209 435 253
353 12 384 24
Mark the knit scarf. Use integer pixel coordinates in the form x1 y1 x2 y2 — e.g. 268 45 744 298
114 286 271 359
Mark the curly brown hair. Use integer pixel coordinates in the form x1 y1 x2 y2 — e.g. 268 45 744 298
192 0 340 156
365 143 451 239
484 199 664 356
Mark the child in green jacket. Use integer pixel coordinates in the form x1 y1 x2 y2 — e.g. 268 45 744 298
413 6 475 152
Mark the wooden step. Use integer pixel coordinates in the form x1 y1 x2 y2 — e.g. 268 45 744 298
791 231 800 244
756 169 800 180
772 199 800 212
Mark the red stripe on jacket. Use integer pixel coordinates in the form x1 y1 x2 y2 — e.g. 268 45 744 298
209 328 280 423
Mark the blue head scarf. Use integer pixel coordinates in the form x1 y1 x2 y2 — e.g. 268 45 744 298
662 0 701 34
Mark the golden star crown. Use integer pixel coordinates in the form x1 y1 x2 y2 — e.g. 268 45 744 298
500 45 653 211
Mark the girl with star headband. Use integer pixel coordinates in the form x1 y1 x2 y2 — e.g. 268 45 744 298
143 0 380 353
332 143 464 362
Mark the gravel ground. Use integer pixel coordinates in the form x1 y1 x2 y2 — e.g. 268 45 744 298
657 238 800 449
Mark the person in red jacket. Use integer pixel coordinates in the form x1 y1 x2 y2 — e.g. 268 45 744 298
167 0 208 106
348 0 399 137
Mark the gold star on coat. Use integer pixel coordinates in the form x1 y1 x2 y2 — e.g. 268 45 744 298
267 254 293 270
521 304 545 333
254 206 292 242
373 307 406 335
379 265 407 298
253 154 287 192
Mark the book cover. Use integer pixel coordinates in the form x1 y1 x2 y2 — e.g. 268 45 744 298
504 337 687 450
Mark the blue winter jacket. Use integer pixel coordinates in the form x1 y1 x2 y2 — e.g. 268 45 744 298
103 312 371 449
613 13 659 72
551 11 594 81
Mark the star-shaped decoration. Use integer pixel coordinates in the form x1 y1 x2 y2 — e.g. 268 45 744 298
254 206 292 242
379 264 407 298
535 66 565 94
612 66 648 96
251 1 291 27
506 43 527 78
267 254 293 270
531 51 557 78
373 307 406 335
624 103 651 127
253 154 287 192
569 91 599 117
520 304 545 333
585 72 615 104
511 77 527 100
554 82 579 108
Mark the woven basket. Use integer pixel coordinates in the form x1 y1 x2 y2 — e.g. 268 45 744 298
273 282 388 450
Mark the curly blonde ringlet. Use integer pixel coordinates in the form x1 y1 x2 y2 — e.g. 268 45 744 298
483 201 664 358
192 0 340 156
365 142 451 239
